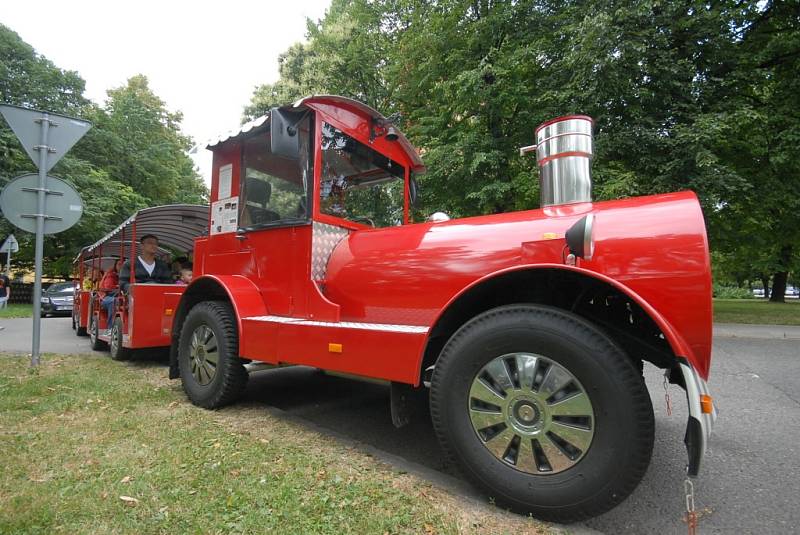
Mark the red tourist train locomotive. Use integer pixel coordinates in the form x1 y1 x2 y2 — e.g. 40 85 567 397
90 96 717 521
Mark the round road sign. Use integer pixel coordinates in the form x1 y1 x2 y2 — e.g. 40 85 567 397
0 173 83 234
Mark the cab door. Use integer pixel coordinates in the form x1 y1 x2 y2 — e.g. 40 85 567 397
204 114 314 317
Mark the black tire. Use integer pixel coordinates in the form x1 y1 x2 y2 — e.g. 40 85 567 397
178 301 247 409
89 315 107 351
76 304 87 336
430 304 654 523
109 317 131 361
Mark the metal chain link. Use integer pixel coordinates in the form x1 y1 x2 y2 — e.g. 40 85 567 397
684 478 698 535
663 371 673 417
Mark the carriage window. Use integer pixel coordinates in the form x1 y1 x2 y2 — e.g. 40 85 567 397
320 123 405 228
239 115 312 227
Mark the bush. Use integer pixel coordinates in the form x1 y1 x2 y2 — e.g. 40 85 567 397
713 283 755 299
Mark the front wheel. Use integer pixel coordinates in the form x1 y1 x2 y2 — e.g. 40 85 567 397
430 305 654 523
178 301 247 409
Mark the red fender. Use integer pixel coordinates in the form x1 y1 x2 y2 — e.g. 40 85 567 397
420 264 707 379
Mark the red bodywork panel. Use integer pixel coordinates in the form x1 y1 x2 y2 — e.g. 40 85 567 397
322 191 712 379
76 290 90 330
97 284 186 349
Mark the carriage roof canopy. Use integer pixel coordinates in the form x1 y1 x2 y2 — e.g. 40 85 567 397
85 204 209 255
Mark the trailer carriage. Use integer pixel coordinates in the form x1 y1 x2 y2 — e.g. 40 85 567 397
74 204 209 359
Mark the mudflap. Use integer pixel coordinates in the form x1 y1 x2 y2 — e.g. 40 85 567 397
390 382 427 428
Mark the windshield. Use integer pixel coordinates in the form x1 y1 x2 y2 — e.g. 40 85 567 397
46 282 75 295
319 122 405 227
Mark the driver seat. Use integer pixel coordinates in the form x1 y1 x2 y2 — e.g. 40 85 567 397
245 178 280 224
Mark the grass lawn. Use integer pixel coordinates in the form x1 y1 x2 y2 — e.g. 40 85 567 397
714 299 800 326
0 304 32 318
0 355 551 535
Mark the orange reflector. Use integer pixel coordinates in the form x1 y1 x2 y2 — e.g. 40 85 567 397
164 308 173 316
700 394 713 414
542 232 558 240
328 343 343 354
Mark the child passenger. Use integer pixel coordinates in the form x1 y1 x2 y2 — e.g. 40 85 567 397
175 268 192 285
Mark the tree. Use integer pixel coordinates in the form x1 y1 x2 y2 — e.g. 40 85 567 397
246 0 796 293
244 0 398 121
1 26 205 279
72 75 207 205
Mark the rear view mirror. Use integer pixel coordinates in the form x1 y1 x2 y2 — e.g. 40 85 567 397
409 175 420 207
270 107 305 160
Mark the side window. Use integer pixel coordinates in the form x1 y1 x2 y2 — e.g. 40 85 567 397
320 123 405 228
239 115 312 228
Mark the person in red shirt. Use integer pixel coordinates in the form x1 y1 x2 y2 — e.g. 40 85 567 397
100 258 124 329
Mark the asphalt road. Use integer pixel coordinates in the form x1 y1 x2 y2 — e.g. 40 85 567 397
2 317 799 534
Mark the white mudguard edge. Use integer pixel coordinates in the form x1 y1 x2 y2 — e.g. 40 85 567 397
680 362 717 476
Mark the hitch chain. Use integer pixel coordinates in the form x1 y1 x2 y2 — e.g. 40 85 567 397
663 371 673 417
684 477 698 535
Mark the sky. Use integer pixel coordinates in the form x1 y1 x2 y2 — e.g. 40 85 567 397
1 0 332 185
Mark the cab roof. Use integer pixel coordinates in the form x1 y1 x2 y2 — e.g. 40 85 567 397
207 95 426 174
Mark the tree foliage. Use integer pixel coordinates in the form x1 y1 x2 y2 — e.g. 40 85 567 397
247 0 798 299
0 24 207 279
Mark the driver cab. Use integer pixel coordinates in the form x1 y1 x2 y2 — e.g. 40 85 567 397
202 95 425 320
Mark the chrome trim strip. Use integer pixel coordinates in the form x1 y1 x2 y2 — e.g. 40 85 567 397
584 213 595 261
247 315 429 334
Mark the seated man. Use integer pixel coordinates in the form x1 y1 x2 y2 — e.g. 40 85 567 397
119 234 173 293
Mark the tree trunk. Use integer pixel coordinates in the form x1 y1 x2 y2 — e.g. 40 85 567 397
769 245 793 303
761 275 770 299
771 271 788 302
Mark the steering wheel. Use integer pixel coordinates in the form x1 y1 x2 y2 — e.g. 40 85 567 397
351 216 376 228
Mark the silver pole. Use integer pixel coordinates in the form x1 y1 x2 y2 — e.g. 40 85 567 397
5 248 9 277
31 113 51 367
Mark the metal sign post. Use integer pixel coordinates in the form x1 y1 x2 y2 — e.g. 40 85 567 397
31 114 51 366
0 104 91 366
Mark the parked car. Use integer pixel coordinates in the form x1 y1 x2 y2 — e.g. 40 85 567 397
752 286 799 298
41 282 76 316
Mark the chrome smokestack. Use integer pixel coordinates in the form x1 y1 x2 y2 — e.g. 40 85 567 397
533 115 594 207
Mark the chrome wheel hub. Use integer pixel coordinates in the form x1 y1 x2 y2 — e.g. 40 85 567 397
468 353 595 474
189 325 219 386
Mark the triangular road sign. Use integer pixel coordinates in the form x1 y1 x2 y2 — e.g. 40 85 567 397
0 234 19 253
0 104 91 172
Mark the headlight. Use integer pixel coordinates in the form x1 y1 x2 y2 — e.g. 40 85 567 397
565 213 595 261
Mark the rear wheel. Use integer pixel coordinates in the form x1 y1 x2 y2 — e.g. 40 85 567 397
89 315 107 351
430 304 654 523
178 301 247 409
109 317 131 361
